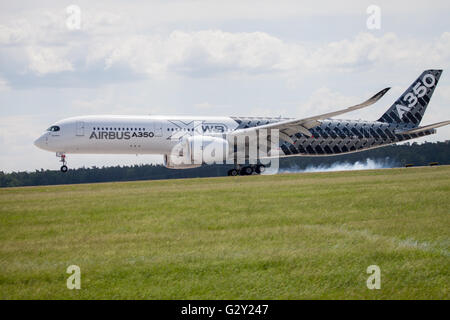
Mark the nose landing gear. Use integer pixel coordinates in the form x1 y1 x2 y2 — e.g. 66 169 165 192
57 153 68 173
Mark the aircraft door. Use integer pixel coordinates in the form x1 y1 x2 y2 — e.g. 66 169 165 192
152 121 162 137
76 121 85 136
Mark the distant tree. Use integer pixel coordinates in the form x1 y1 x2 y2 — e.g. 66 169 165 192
0 141 449 188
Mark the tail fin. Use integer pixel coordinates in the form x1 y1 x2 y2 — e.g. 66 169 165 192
378 69 442 127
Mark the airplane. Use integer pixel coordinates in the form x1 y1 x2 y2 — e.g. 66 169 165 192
34 69 450 176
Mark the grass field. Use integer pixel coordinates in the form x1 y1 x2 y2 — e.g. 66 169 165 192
0 166 449 299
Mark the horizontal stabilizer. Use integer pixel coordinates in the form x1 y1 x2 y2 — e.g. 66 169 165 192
395 120 450 135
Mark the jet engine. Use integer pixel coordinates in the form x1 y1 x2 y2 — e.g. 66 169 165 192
163 154 202 169
163 135 229 169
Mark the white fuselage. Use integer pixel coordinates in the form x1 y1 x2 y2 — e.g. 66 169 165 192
34 115 240 154
34 113 437 165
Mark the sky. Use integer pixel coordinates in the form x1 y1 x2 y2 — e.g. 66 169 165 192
0 0 449 172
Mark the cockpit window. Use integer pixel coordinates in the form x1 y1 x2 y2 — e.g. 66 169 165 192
47 126 60 132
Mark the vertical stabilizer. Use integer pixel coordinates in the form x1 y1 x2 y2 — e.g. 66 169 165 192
378 70 442 127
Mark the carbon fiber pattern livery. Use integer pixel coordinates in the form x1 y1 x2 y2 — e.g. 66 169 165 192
230 70 443 157
230 116 435 156
378 70 442 125
232 70 442 156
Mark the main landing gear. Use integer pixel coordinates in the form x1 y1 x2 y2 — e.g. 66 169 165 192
227 164 265 176
57 153 68 173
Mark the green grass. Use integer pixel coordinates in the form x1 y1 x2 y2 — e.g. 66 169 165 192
0 166 449 299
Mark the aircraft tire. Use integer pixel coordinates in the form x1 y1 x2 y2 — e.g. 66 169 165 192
255 165 265 174
240 166 253 175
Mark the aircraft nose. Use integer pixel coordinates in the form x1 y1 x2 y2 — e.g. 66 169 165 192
34 134 47 149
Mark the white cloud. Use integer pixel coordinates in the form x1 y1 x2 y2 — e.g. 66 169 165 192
12 0 444 27
0 77 10 91
438 85 450 102
0 115 46 157
70 95 152 115
1 4 450 81
0 22 28 45
292 86 391 122
84 30 450 80
26 46 73 74
298 87 358 116
90 30 301 77
5 27 450 81
194 102 213 110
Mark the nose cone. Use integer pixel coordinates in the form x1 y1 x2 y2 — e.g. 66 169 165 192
34 134 47 150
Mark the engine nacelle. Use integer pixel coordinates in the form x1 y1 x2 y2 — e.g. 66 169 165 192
164 135 229 169
163 154 201 169
188 135 229 165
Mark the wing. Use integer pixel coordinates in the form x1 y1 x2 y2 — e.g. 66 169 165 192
229 87 390 144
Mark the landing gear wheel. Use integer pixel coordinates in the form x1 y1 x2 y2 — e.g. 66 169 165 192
228 169 239 176
255 164 266 174
240 166 253 175
57 152 68 173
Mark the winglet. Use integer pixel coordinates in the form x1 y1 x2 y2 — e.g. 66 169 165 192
348 87 391 111
370 87 391 101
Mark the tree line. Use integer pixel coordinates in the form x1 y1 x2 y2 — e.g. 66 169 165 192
1 141 449 188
